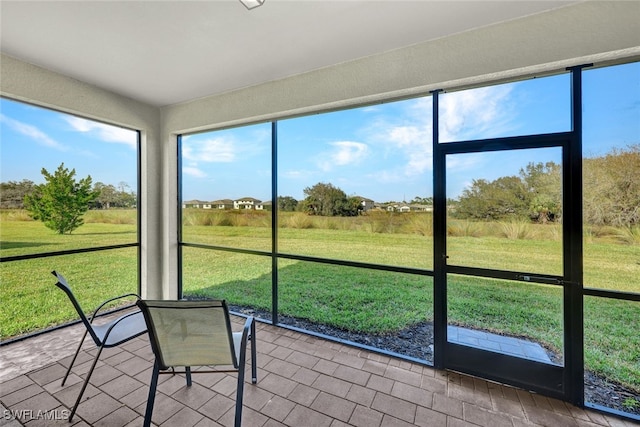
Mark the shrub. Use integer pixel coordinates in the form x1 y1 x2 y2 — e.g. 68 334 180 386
447 220 484 237
608 226 640 245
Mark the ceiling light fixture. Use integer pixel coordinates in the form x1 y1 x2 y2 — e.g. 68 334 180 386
239 0 265 10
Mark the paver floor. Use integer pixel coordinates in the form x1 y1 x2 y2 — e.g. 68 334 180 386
0 314 635 426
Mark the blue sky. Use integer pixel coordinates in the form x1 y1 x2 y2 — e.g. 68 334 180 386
2 62 638 203
1 100 138 192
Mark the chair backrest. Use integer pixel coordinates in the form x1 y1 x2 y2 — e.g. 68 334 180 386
51 270 101 345
136 299 237 371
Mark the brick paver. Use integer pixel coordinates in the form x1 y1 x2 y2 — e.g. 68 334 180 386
0 318 630 426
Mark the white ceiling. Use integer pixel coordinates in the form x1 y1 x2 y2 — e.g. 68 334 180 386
1 1 576 107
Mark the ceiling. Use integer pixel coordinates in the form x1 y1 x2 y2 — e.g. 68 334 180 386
1 1 577 108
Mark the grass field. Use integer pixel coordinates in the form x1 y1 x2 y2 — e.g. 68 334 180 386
1 209 638 394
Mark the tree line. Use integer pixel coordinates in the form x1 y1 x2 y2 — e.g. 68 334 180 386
2 145 637 234
1 174 135 210
452 144 639 227
276 190 432 214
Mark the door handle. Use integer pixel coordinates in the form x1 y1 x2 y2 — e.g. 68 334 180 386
516 274 562 285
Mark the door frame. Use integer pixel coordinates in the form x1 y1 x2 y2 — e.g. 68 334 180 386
431 66 587 405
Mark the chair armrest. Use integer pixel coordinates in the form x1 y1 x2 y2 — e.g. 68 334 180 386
241 316 254 343
236 316 255 366
89 293 141 322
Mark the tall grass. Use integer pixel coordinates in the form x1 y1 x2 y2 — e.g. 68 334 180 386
447 219 485 237
583 225 640 245
405 213 433 236
599 225 640 245
0 209 33 222
284 212 314 229
84 209 136 224
498 219 535 240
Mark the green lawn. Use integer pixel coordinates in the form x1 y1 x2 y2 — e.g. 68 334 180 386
0 214 139 339
0 246 139 338
1 213 638 393
181 248 639 392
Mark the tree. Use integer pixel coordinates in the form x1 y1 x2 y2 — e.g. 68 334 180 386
91 181 136 209
410 196 433 205
520 162 562 223
301 182 360 217
24 163 99 234
342 196 363 217
116 181 137 208
583 144 640 227
453 161 564 223
277 196 299 212
93 182 118 209
454 176 529 221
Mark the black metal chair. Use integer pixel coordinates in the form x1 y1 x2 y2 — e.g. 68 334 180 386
51 270 147 421
137 299 257 427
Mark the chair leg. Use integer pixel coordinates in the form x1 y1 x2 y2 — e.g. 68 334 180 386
250 320 257 384
235 367 246 427
185 367 192 387
61 329 89 386
143 360 160 427
68 343 105 421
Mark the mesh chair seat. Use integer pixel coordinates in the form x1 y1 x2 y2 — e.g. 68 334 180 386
91 311 146 346
137 299 257 427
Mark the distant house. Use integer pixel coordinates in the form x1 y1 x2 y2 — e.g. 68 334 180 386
355 196 375 212
211 199 234 210
386 203 405 212
386 203 432 212
256 201 272 211
234 197 261 210
183 200 209 209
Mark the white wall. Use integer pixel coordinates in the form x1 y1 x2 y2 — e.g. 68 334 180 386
2 1 639 299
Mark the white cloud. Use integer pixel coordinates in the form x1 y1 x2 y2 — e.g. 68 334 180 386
182 137 236 163
369 86 516 181
379 121 432 177
317 140 369 171
387 126 423 148
439 85 514 142
183 166 207 178
281 169 307 179
64 116 137 149
0 114 67 151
